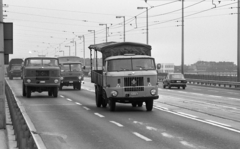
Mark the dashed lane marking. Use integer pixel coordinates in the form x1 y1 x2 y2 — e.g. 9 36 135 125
208 90 219 92
94 113 104 118
228 98 240 101
133 132 152 142
176 112 198 118
60 95 64 98
66 98 72 101
75 102 82 105
190 93 204 96
83 107 90 110
208 95 222 98
110 121 124 127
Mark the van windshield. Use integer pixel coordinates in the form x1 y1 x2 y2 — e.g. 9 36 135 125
61 64 82 72
107 58 155 72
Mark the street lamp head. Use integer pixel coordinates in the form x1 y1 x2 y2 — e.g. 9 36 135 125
137 7 147 9
99 24 107 26
116 16 122 18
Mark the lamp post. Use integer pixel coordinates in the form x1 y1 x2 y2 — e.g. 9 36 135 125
65 45 70 56
88 30 96 69
59 50 64 56
116 16 125 42
99 24 108 42
79 35 85 66
181 0 184 74
137 7 148 44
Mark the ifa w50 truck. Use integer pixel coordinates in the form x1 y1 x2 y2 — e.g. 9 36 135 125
88 42 160 111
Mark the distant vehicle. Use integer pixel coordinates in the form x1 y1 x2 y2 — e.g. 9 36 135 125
8 58 24 80
22 57 61 98
162 73 187 89
89 42 160 111
58 56 85 90
59 62 84 90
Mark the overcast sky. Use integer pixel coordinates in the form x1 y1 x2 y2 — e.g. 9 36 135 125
3 0 238 65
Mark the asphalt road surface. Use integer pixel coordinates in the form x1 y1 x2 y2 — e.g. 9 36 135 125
6 78 240 149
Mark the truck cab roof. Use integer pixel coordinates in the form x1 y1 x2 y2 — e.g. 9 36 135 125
105 55 153 61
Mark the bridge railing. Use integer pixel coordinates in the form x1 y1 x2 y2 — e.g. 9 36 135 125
157 73 240 89
5 80 46 149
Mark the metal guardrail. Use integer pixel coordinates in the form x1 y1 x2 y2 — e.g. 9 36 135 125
5 80 46 149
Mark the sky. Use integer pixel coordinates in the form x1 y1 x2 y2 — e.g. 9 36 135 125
3 0 239 65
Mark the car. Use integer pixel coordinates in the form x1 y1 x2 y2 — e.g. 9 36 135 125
22 57 61 98
162 73 187 89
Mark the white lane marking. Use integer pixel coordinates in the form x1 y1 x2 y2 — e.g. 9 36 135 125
133 132 152 142
205 120 231 127
161 133 174 138
190 93 203 96
66 98 72 101
208 95 222 98
192 88 201 90
60 95 64 98
176 112 198 118
179 91 187 94
94 113 105 118
228 98 240 101
110 121 124 127
83 107 90 110
133 121 143 125
180 141 196 148
146 126 157 131
154 105 168 111
75 102 82 105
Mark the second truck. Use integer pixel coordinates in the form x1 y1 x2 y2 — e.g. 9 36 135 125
88 42 160 111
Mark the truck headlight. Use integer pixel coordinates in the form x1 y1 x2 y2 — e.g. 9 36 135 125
54 79 59 83
111 90 118 97
60 77 63 80
78 76 82 80
150 89 157 95
27 79 31 83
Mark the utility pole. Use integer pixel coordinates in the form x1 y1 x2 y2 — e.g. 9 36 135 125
88 30 96 69
181 0 185 74
116 16 126 42
83 35 85 66
238 0 240 82
99 24 107 42
0 0 6 129
137 7 149 44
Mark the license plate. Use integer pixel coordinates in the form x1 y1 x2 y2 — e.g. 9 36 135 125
69 81 73 83
130 92 138 96
40 81 45 83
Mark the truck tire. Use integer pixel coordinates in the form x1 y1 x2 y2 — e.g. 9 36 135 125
95 87 102 107
137 102 143 107
48 90 53 97
132 103 137 107
78 82 81 90
59 84 63 90
145 99 153 111
26 87 31 98
22 83 26 97
53 87 58 97
109 99 116 111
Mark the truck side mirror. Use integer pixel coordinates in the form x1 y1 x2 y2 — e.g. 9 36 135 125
157 63 161 70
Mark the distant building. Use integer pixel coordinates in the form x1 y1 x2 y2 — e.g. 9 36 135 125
158 63 174 73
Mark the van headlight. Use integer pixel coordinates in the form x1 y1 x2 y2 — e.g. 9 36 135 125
111 90 118 97
150 89 157 95
27 79 31 83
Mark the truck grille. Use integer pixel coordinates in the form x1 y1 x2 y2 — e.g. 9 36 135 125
36 70 49 77
124 77 144 91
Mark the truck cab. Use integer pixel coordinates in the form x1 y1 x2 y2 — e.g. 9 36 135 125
59 62 84 90
8 58 24 80
89 42 159 111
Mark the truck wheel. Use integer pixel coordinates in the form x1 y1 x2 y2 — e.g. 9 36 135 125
182 86 186 90
22 83 26 97
109 100 116 111
163 84 166 89
78 82 81 90
95 88 102 107
53 87 58 97
137 102 143 107
145 99 153 111
26 87 31 98
48 90 53 97
132 103 137 107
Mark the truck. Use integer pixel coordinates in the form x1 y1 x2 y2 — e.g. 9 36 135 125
8 58 24 80
22 57 61 98
88 42 160 111
58 56 84 90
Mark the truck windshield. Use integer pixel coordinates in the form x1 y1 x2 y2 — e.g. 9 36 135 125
61 64 82 72
107 58 155 72
26 59 58 67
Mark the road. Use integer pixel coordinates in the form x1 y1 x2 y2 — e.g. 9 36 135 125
6 78 240 149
